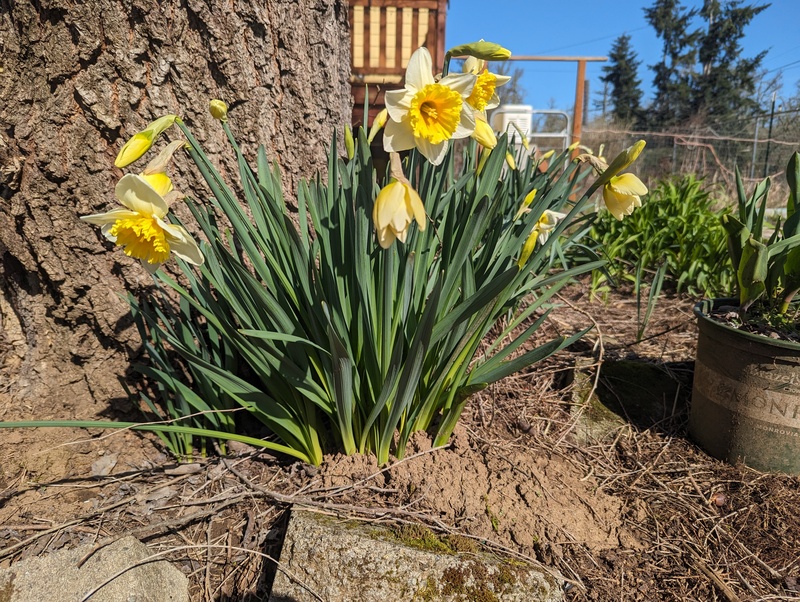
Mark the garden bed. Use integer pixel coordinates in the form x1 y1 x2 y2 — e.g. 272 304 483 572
1 283 798 601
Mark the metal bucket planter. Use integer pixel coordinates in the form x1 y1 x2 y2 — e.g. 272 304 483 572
690 298 800 474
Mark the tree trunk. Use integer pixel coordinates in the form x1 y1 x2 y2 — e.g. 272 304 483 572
0 0 351 416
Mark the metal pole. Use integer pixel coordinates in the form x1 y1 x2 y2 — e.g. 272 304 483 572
763 92 776 179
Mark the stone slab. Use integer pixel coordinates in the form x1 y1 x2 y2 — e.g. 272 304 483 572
0 536 188 602
269 510 563 602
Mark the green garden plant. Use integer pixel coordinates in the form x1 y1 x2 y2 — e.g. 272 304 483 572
1 43 648 465
589 174 733 297
723 152 800 320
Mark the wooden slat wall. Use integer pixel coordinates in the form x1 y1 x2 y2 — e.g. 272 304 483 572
350 0 447 127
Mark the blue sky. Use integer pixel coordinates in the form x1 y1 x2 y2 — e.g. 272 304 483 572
445 0 799 116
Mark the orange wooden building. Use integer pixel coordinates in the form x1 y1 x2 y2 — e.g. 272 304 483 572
349 0 448 127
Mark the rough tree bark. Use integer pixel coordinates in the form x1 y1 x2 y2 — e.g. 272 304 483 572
0 0 351 417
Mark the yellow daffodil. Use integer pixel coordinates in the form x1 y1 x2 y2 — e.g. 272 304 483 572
505 151 517 170
115 115 178 168
602 173 648 220
367 108 389 144
81 174 204 272
209 99 228 121
372 153 426 248
462 57 511 113
383 47 476 165
344 125 355 160
591 140 646 190
518 209 566 268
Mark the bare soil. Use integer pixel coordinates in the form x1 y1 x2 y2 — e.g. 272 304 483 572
1 282 799 601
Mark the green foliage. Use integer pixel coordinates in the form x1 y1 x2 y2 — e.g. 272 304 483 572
725 152 800 317
642 0 768 130
589 174 733 297
127 122 602 465
601 34 644 124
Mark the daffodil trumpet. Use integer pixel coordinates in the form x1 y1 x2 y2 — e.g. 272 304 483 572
517 209 566 268
81 174 204 273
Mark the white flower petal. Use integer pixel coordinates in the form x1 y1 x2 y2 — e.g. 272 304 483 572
383 118 417 153
453 107 476 139
405 47 435 90
440 72 476 97
416 137 448 166
384 89 412 122
81 207 139 226
115 174 169 218
160 222 204 265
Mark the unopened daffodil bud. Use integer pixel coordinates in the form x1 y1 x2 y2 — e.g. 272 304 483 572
115 114 178 168
471 115 497 149
209 99 228 121
514 188 537 221
505 151 516 171
447 40 511 61
344 125 355 160
367 108 389 144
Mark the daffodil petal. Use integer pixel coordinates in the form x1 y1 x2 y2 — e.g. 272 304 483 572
160 223 204 265
406 186 426 231
81 207 139 226
440 72 476 97
608 173 648 196
405 47 435 90
115 174 169 219
416 137 448 166
453 107 476 139
385 89 412 122
383 118 417 153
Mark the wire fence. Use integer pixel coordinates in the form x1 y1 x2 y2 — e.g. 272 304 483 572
581 125 799 199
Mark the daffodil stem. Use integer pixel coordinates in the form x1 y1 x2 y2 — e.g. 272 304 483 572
442 53 452 77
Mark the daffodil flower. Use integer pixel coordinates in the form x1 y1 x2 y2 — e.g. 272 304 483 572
115 115 178 168
372 154 427 248
602 174 648 220
383 47 476 165
518 210 566 268
462 56 510 113
81 174 204 273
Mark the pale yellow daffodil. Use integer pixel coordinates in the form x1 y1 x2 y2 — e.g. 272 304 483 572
518 209 566 268
372 153 427 248
602 173 648 220
462 57 511 113
115 115 178 168
372 180 427 249
383 47 476 165
81 174 204 273
209 99 228 121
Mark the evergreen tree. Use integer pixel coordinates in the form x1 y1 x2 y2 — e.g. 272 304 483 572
693 0 769 129
600 34 644 124
644 0 700 127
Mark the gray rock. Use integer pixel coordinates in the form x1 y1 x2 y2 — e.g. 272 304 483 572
269 510 563 602
0 536 188 602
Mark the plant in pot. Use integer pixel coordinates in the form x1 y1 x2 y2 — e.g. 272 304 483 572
690 151 800 474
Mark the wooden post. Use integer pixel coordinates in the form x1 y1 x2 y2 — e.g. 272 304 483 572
572 59 587 148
